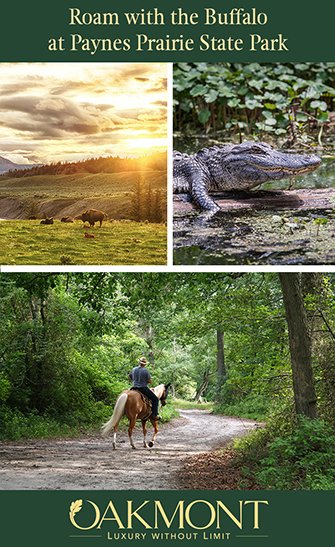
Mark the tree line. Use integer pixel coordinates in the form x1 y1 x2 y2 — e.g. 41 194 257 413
0 152 167 179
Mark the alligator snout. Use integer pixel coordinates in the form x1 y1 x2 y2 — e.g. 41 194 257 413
287 152 321 169
284 152 321 176
302 154 321 167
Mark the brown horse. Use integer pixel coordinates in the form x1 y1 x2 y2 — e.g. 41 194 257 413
102 383 170 449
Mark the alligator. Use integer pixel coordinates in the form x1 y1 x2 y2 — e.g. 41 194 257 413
173 141 321 212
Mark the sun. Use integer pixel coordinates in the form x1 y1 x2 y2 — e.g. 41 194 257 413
124 137 167 154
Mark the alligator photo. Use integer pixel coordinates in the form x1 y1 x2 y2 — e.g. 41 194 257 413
173 141 321 212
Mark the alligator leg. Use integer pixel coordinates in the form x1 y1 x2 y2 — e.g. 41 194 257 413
186 162 220 212
174 153 220 213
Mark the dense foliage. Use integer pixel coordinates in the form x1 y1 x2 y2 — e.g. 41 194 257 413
174 63 335 146
1 272 335 489
235 416 335 490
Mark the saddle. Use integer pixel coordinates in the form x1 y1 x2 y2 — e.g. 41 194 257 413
130 388 152 417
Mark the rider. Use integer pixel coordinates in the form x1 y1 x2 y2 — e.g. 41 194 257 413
130 357 160 420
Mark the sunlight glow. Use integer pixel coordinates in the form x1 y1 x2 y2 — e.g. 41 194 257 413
0 63 167 164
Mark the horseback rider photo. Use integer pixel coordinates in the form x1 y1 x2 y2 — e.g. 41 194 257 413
129 357 160 420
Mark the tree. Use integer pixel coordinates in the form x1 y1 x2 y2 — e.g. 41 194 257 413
279 273 317 418
216 325 226 400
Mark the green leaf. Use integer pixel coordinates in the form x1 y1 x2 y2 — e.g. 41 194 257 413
310 100 328 111
317 111 329 122
204 89 219 103
245 96 263 109
197 108 211 124
227 98 241 108
189 84 208 97
296 112 308 122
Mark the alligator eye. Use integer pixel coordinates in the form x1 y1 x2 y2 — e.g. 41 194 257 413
249 147 266 155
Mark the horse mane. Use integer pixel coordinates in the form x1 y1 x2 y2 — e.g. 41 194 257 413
152 384 166 399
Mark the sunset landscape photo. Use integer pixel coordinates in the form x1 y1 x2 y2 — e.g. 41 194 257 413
0 63 167 265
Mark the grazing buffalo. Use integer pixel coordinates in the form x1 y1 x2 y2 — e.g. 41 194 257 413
61 216 74 223
75 209 107 227
40 217 53 225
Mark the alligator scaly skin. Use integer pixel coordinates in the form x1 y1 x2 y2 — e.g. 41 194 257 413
173 141 321 212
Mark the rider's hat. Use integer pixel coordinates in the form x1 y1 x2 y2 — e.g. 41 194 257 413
139 357 148 365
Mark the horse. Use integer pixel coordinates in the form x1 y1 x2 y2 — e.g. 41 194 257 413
102 383 171 450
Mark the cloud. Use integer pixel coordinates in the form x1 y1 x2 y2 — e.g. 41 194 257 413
0 96 105 137
0 63 167 161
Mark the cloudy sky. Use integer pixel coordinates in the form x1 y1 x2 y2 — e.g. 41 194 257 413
0 63 167 165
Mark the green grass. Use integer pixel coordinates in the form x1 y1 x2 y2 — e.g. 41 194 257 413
0 220 167 265
0 171 165 222
0 171 165 199
171 397 214 410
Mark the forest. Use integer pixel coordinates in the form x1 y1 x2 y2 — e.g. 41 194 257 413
0 272 335 489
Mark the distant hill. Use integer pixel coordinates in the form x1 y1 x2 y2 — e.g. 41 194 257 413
0 152 166 178
0 156 38 175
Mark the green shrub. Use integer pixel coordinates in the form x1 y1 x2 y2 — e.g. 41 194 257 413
215 392 269 421
235 416 335 490
0 407 73 440
160 402 179 423
174 62 335 142
256 417 335 489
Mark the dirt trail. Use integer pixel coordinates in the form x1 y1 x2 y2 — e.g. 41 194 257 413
0 410 257 490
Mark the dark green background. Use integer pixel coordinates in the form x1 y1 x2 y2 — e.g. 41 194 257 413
1 490 333 546
0 0 334 61
1 1 334 545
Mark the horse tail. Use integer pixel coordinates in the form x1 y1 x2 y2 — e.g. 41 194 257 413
101 392 128 437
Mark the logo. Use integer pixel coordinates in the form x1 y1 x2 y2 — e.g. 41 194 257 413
68 497 269 541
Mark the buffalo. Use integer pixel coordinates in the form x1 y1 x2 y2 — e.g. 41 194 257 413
40 217 53 225
75 209 107 227
61 216 74 223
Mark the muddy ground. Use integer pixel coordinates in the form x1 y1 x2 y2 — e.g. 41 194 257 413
0 410 257 490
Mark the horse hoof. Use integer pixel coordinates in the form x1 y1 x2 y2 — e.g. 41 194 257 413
148 441 154 448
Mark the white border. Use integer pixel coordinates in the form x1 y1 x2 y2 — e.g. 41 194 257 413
2 265 335 273
167 62 174 268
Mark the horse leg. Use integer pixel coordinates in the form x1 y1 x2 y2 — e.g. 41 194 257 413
142 420 148 448
148 418 158 448
113 426 117 450
128 416 137 449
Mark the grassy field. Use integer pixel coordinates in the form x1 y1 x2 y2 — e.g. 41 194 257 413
0 220 167 265
0 170 167 264
0 171 165 198
0 170 166 219
172 398 214 410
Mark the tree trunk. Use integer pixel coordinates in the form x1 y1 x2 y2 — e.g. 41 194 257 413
195 370 210 402
279 273 317 418
302 273 335 424
216 326 226 399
